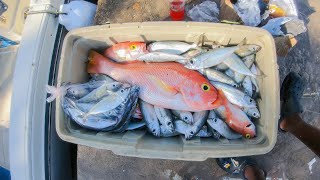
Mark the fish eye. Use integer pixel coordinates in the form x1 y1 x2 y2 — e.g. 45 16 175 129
113 84 116 87
214 118 217 122
245 134 251 139
190 60 194 64
201 84 210 91
120 89 124 93
190 131 194 135
130 45 137 50
253 113 256 116
249 99 253 103
184 117 188 120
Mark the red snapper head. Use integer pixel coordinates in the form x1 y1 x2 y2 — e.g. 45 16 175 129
104 42 147 62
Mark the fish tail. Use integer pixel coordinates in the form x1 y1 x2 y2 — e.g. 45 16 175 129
46 85 67 102
87 50 116 75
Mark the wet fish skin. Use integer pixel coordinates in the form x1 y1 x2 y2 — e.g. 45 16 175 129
154 107 174 133
137 52 187 64
82 84 134 118
199 68 238 88
242 76 253 97
148 41 197 55
184 111 209 140
215 63 229 71
250 64 261 93
185 46 239 70
171 110 194 124
210 81 256 108
225 69 235 79
195 126 213 137
223 54 256 77
243 107 261 118
182 49 206 59
90 74 115 83
77 82 125 103
207 111 242 139
235 44 261 57
160 124 180 137
126 121 146 130
139 100 160 137
234 54 255 83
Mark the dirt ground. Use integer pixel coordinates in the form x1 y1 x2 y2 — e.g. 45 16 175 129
78 0 320 179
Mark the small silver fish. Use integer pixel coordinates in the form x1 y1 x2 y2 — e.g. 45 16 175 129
171 110 194 124
195 126 213 137
243 107 261 118
185 46 239 70
139 100 160 137
154 106 174 133
137 52 187 63
127 121 146 130
160 124 180 137
242 76 253 97
82 85 134 118
235 44 261 57
148 41 197 55
210 81 256 108
199 68 238 87
77 82 125 103
234 55 256 83
223 54 256 77
207 111 242 140
174 111 209 140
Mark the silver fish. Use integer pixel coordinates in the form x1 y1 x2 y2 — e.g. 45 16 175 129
171 110 194 124
250 64 261 93
214 106 227 119
235 44 261 57
242 76 253 97
195 126 213 137
198 68 238 88
215 63 229 71
210 81 256 108
127 121 146 130
154 107 174 133
90 74 115 83
160 124 180 137
225 69 235 79
139 100 160 137
185 46 239 69
63 85 139 132
148 41 197 55
77 82 125 103
234 55 256 83
243 107 261 118
174 111 209 140
182 49 206 59
82 85 134 118
223 54 256 77
137 52 187 63
207 111 242 140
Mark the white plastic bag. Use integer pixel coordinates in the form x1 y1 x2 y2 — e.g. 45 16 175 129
232 0 261 27
59 1 97 31
187 1 219 22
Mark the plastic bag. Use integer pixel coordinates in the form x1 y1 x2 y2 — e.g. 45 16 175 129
232 0 261 26
59 1 97 31
262 17 306 36
46 80 139 132
187 1 219 22
269 0 298 17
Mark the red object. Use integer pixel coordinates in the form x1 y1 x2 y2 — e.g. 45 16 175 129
169 0 185 21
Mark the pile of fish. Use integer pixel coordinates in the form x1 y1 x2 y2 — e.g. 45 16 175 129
48 38 263 140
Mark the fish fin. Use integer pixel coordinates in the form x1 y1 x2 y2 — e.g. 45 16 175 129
87 50 117 75
211 90 228 109
238 38 247 47
148 75 178 96
46 85 67 102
